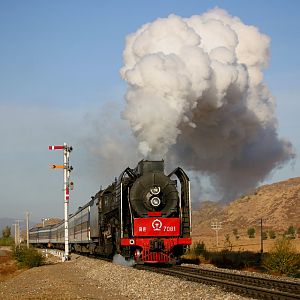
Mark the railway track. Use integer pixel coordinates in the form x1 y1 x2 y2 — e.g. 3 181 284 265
134 264 300 300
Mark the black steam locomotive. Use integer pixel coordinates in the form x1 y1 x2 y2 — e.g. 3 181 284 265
29 160 192 263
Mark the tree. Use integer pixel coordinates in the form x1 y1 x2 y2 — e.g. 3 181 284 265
233 228 239 240
2 226 11 238
193 241 207 256
223 234 233 251
269 230 276 239
285 225 295 239
247 227 255 238
262 231 268 240
297 227 300 238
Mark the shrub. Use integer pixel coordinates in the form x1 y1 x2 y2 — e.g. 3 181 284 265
12 246 45 268
233 228 239 240
182 241 208 263
2 226 11 238
0 237 14 246
269 230 276 239
262 231 268 240
207 251 261 269
193 241 207 257
262 237 300 276
284 225 296 239
247 227 255 238
223 234 233 251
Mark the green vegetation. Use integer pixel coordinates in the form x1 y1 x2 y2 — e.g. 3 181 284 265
223 234 233 251
2 226 11 238
0 236 14 246
284 225 296 239
208 251 261 269
262 231 268 240
247 227 255 238
184 237 300 277
12 246 45 268
268 230 276 239
182 241 208 264
190 241 208 263
262 237 300 276
0 225 14 246
185 241 260 269
193 241 207 256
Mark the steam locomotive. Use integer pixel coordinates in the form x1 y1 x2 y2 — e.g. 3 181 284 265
29 160 192 263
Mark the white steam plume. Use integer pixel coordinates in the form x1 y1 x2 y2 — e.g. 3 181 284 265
120 8 295 201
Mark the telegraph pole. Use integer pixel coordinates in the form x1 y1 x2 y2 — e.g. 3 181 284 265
16 220 21 246
13 223 17 245
49 143 73 261
26 212 29 248
211 221 222 250
260 218 263 254
13 220 22 246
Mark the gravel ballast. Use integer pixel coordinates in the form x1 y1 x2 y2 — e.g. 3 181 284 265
76 256 253 300
0 254 256 299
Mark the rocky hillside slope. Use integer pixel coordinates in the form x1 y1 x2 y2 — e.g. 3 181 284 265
192 177 300 237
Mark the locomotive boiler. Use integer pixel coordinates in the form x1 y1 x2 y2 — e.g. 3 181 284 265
29 160 192 264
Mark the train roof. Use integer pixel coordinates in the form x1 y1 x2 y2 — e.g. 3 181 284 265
29 223 60 232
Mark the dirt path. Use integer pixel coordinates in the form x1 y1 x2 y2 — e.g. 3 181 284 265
0 254 127 299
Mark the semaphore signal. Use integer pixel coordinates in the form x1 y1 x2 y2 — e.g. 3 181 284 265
49 145 65 150
48 164 64 169
48 143 73 261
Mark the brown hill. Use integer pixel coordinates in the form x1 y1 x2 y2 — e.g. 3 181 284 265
192 177 300 251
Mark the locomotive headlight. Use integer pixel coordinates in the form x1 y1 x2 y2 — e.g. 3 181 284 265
150 186 160 195
150 196 161 207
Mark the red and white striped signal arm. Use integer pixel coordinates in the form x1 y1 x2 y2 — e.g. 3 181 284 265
66 187 70 201
48 145 65 150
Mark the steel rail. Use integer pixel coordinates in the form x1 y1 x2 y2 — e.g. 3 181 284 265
134 265 300 300
172 265 300 295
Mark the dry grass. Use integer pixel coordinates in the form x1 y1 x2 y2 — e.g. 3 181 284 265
0 250 22 282
192 235 300 253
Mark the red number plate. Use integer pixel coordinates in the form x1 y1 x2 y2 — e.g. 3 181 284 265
134 218 180 237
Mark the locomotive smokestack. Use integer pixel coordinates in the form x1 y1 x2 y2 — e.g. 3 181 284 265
120 8 295 201
137 160 164 176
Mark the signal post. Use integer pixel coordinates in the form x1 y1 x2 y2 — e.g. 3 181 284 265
49 143 73 261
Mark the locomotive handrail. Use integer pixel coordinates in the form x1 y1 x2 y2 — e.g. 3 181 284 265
116 167 137 238
168 167 192 235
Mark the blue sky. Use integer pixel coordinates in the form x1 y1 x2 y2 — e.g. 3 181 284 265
0 1 299 222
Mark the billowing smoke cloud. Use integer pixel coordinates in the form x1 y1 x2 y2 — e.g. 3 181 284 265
83 102 141 185
120 8 295 201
